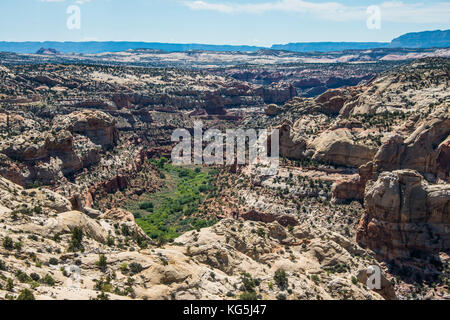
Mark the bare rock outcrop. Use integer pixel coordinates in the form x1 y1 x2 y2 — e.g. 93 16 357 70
331 163 373 203
54 110 119 149
101 208 136 223
436 137 450 181
373 115 450 179
275 121 306 160
357 170 450 260
310 129 377 167
264 104 284 116
0 176 387 300
241 209 299 227
0 129 103 185
314 88 351 115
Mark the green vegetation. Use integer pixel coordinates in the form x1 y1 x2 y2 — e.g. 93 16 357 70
0 259 6 271
6 278 14 291
239 273 260 300
96 254 108 271
324 263 350 274
2 236 13 250
129 262 143 275
68 227 84 252
42 274 55 286
239 291 258 300
134 159 218 242
276 294 287 300
17 289 35 300
274 269 288 289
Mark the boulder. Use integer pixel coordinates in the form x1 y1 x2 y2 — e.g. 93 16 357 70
101 208 136 223
52 211 108 243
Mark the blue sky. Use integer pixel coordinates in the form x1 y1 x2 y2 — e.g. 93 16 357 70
0 0 449 45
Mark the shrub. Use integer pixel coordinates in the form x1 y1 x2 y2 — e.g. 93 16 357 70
17 289 35 300
239 291 258 300
106 235 115 247
69 227 83 252
241 273 257 292
96 254 108 270
2 236 13 250
33 206 42 214
43 274 55 286
30 273 41 282
256 228 265 238
48 257 59 265
94 292 110 300
121 224 131 237
6 278 14 291
139 202 154 212
129 262 143 275
16 271 31 283
14 242 22 251
120 263 128 272
274 269 288 289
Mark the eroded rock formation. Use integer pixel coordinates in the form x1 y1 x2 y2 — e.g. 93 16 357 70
357 170 449 260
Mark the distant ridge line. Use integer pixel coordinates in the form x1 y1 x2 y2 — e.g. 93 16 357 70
0 29 448 54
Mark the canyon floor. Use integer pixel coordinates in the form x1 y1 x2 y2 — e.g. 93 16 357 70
0 52 448 300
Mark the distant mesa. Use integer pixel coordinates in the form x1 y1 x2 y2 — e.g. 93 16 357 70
0 29 447 54
390 29 450 48
272 29 450 52
36 47 61 55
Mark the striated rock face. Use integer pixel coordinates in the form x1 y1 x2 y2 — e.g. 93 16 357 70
310 129 377 167
54 110 119 149
0 131 74 163
357 170 450 260
241 209 298 227
436 137 450 181
373 115 450 179
0 128 104 185
256 83 297 104
276 121 306 160
0 130 86 185
331 163 373 203
314 88 351 115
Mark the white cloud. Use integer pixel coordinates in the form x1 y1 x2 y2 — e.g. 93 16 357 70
183 0 450 23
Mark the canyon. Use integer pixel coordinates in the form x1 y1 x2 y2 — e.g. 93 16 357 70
0 50 448 300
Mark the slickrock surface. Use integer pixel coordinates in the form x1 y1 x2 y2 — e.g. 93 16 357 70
0 176 390 300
